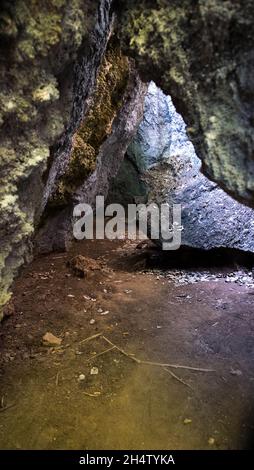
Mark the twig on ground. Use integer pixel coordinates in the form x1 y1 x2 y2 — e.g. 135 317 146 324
85 346 115 363
139 359 214 373
55 372 60 386
79 333 102 345
101 335 214 373
0 403 16 413
102 336 140 364
83 391 101 398
163 367 193 389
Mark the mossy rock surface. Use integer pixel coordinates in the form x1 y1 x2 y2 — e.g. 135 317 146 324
51 42 130 207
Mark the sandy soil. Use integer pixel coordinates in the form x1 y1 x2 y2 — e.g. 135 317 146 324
0 238 254 450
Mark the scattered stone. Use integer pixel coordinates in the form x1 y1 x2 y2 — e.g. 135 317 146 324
42 332 62 346
90 367 99 375
208 437 215 446
67 255 102 278
89 319 96 325
154 268 254 289
2 300 15 318
97 308 103 313
67 294 75 298
183 418 192 425
230 368 242 377
78 374 86 382
101 310 109 316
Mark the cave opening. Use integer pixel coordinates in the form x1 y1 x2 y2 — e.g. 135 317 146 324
107 81 254 278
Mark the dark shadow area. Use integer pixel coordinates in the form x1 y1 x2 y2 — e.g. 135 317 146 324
109 240 254 275
147 246 254 271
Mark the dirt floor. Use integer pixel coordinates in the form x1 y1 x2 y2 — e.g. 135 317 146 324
1 238 254 450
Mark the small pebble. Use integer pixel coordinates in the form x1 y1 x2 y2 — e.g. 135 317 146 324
183 418 192 425
90 367 99 375
78 374 86 382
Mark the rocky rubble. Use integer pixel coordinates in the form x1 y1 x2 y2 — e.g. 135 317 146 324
152 269 254 289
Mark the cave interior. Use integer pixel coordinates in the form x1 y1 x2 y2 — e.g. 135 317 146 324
0 0 254 451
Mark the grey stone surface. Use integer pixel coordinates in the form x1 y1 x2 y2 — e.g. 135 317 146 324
118 0 254 207
127 81 172 170
36 65 147 255
130 85 254 252
74 67 147 207
107 81 170 205
152 92 254 252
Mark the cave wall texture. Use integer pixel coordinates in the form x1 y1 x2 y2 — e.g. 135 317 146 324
117 0 254 207
0 0 114 317
1 0 254 317
130 83 254 252
107 80 172 206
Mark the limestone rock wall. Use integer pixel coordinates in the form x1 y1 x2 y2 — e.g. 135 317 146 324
0 0 113 317
74 65 147 207
133 83 254 252
163 98 254 252
35 59 147 254
117 0 254 207
107 81 171 206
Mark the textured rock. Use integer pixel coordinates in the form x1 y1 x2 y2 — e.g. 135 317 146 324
35 62 147 253
127 81 172 170
67 255 102 278
47 40 130 209
0 0 113 316
169 102 254 253
143 86 254 252
107 81 171 205
117 0 254 207
74 65 147 207
106 155 148 207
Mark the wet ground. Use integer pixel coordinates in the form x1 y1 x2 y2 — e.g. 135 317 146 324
0 238 254 450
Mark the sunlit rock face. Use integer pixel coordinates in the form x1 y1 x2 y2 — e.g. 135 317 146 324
129 83 254 252
127 81 172 170
166 101 254 252
117 0 254 207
